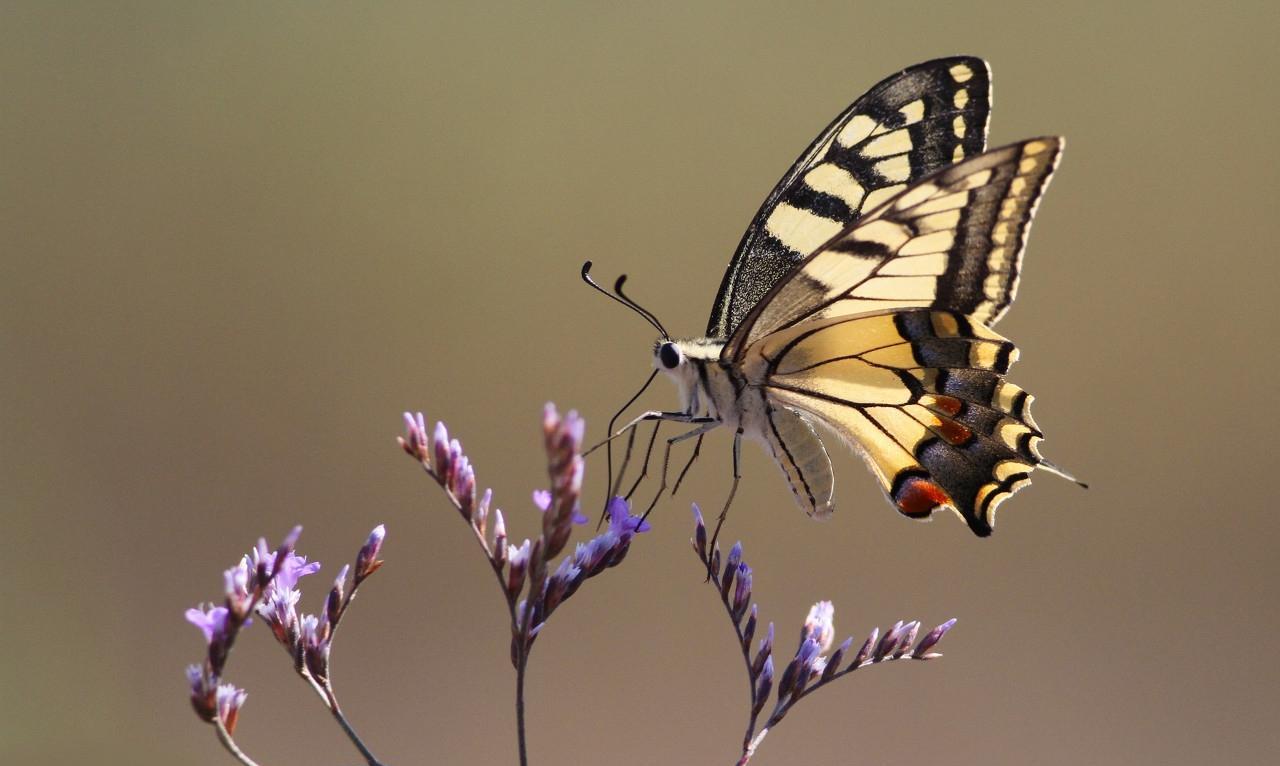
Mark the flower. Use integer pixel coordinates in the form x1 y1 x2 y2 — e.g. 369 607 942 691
215 682 248 735
399 411 430 461
803 601 835 653
186 604 232 646
912 618 957 659
354 524 386 583
186 665 247 735
605 495 650 535
271 552 321 593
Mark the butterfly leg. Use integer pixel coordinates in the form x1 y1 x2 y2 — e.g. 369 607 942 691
584 410 710 457
706 428 744 578
622 421 663 502
638 421 721 524
609 421 643 498
596 421 649 530
672 433 705 496
590 410 713 525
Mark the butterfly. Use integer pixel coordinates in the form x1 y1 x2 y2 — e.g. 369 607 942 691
584 56 1082 538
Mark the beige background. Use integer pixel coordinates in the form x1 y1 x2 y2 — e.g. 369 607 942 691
4 2 1277 764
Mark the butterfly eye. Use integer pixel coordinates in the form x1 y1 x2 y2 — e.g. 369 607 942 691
658 342 682 370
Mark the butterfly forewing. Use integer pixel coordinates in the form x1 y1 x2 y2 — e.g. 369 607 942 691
707 57 992 339
728 137 1063 353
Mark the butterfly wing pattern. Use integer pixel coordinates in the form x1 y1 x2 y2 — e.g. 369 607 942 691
732 138 1064 535
708 56 992 339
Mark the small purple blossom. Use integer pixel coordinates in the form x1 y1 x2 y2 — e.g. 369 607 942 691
354 525 386 583
605 496 650 535
270 552 321 594
433 422 451 477
223 559 254 614
186 663 246 735
912 618 957 659
215 682 248 734
399 411 429 462
803 601 835 652
186 664 216 722
540 404 587 557
186 604 232 646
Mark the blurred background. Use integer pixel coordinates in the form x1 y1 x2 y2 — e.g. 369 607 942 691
4 2 1277 764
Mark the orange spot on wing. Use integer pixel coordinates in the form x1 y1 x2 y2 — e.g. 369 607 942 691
932 395 963 416
896 477 952 518
936 417 973 445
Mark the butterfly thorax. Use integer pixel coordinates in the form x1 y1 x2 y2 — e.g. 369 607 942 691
655 337 768 437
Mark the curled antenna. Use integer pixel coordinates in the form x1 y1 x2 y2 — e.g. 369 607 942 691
580 261 670 340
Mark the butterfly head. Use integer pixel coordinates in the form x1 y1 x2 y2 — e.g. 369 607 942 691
655 340 683 371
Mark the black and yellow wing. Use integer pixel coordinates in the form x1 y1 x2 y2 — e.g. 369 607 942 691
733 138 1068 534
729 137 1062 352
745 310 1044 536
707 57 992 339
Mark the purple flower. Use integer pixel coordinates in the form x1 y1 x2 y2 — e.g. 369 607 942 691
258 585 302 645
803 601 835 652
874 621 906 662
354 524 386 582
754 655 775 716
535 488 588 525
270 552 321 594
690 503 707 561
433 421 451 477
323 565 350 629
540 404 587 557
399 412 430 462
223 559 254 614
493 509 507 564
186 664 216 722
605 496 650 535
507 539 532 598
186 604 232 645
254 550 319 646
732 563 753 619
912 618 957 659
215 682 248 735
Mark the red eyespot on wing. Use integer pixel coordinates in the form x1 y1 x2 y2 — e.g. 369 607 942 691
894 475 952 518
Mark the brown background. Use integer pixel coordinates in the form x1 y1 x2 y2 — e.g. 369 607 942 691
4 2 1277 764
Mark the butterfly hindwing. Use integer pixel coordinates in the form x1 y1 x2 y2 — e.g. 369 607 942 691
763 405 835 519
728 137 1063 352
707 57 992 339
744 309 1043 536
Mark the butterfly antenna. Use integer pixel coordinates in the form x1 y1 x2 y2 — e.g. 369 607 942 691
612 274 670 341
581 261 669 340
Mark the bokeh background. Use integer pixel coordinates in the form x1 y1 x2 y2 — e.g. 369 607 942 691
4 2 1277 764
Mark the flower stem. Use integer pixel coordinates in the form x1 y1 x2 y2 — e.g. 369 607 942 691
213 720 261 766
737 727 768 765
328 697 385 766
515 654 529 766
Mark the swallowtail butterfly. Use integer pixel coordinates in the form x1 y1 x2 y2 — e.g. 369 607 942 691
586 56 1081 537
